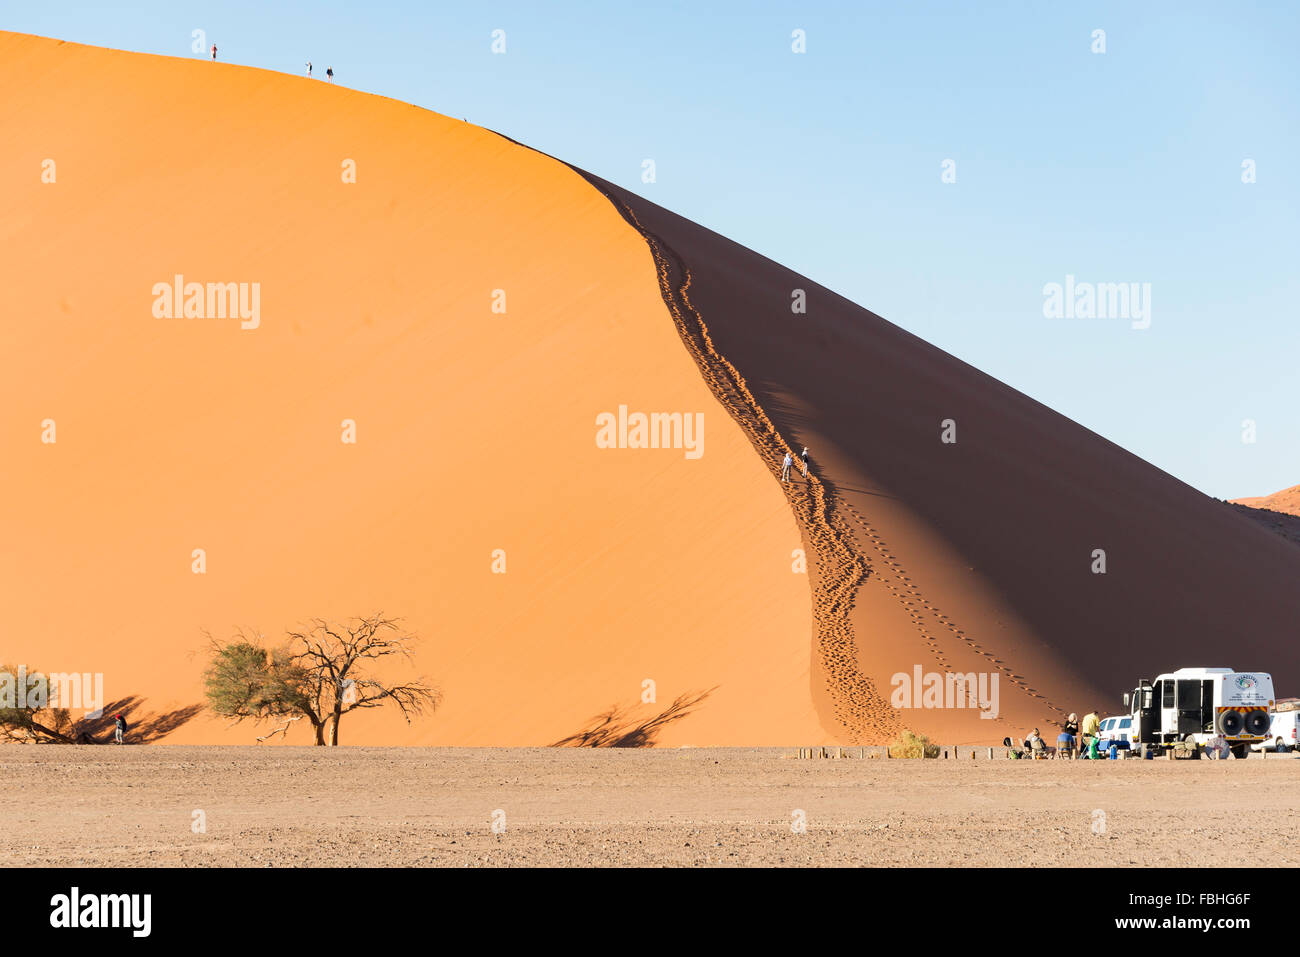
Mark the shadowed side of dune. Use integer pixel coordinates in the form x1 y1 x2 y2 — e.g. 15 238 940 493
568 170 1300 743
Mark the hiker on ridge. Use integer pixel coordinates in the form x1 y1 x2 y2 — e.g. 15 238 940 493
326 66 334 82
801 446 809 478
307 61 313 77
781 451 793 483
211 44 217 61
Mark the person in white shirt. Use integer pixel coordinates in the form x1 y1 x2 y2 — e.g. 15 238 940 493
781 451 793 482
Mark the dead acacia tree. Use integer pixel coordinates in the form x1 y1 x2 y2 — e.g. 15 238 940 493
203 616 440 745
286 616 440 745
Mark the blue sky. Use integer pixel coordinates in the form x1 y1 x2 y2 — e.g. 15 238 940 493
10 1 1297 498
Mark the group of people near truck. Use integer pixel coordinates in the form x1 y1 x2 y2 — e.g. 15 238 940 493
1015 709 1105 759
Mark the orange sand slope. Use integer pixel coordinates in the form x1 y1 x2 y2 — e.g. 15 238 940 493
0 32 821 746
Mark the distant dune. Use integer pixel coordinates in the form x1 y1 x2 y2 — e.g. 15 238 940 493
1231 485 1300 548
5 31 1298 747
1233 484 1300 517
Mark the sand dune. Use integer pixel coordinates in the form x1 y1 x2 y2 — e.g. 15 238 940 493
1231 485 1300 547
1 32 821 746
5 32 1297 747
1233 484 1300 517
566 174 1300 744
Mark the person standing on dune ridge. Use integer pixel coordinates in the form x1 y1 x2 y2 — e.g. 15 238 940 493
781 451 793 483
326 66 334 82
210 44 217 61
801 446 809 478
306 61 312 77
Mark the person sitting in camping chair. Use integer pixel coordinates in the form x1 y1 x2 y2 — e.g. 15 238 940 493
1026 728 1049 759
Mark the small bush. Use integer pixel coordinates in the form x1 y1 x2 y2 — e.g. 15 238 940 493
888 728 940 759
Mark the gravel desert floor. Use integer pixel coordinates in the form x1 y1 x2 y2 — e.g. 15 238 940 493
2 747 1297 867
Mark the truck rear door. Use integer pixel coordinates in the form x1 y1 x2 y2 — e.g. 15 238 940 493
1136 682 1157 742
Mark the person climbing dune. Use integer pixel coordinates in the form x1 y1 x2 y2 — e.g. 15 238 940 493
210 44 217 61
781 451 793 483
801 446 809 478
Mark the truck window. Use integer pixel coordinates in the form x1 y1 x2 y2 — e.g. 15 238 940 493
1161 680 1174 708
1176 680 1200 710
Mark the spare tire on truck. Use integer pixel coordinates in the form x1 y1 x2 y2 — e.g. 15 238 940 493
1244 709 1271 737
1217 710 1244 736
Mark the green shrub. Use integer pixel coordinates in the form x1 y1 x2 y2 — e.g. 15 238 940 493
888 728 940 759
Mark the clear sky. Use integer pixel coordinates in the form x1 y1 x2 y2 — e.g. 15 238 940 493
10 1 1297 499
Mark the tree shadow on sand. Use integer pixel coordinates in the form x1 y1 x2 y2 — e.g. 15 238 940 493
73 696 204 744
551 688 716 748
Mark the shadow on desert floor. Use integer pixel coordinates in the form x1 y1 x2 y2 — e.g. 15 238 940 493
551 689 716 747
75 696 204 744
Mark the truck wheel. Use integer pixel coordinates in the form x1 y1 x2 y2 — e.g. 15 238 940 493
1275 738 1289 754
1230 743 1250 760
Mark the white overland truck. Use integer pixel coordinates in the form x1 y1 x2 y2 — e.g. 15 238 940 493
1123 668 1275 760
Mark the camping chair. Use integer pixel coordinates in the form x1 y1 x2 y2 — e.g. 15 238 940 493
1030 736 1049 760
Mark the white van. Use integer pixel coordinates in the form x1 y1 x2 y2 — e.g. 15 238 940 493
1124 667 1275 759
1250 711 1299 753
1096 715 1136 750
